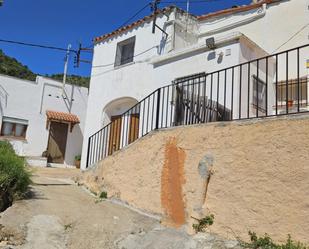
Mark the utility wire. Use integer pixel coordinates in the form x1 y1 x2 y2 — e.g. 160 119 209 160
117 3 151 30
92 45 158 68
160 0 222 4
271 23 309 53
0 38 78 54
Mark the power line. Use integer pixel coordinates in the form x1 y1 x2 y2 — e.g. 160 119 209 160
92 45 158 68
117 3 151 29
0 38 78 54
160 0 222 4
271 23 309 53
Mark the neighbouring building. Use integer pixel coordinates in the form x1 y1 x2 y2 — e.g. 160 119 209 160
0 74 88 167
81 0 309 169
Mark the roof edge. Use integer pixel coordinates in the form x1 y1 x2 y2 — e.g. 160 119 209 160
93 6 180 44
197 0 284 21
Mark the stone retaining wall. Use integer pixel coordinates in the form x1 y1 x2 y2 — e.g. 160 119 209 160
81 114 309 243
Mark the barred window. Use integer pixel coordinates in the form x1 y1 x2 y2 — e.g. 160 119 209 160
277 78 308 105
114 37 136 67
253 75 266 112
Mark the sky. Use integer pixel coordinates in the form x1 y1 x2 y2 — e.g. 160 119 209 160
0 0 251 77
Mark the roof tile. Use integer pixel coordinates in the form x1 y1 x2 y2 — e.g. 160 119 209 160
46 110 80 124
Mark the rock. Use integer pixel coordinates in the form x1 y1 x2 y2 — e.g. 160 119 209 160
198 155 214 179
224 240 239 249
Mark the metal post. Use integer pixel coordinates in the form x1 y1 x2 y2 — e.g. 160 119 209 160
86 137 91 168
155 88 161 129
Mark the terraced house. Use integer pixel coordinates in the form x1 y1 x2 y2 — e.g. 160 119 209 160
81 0 309 168
0 75 88 167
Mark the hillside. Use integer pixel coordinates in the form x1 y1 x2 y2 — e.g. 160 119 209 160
0 49 36 81
0 49 90 88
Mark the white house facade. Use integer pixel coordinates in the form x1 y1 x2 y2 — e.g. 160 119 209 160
0 75 88 167
81 0 309 169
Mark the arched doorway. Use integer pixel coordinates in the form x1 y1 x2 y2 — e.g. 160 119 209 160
102 97 139 155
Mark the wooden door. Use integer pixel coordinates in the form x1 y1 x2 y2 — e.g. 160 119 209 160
128 114 139 144
47 122 68 163
108 115 122 155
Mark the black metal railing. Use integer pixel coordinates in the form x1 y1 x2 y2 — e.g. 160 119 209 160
86 44 309 167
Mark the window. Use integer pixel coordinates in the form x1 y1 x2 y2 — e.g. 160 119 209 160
114 36 136 67
253 75 267 112
277 78 308 106
1 117 28 138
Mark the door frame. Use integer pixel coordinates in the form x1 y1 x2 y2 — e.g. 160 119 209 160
46 121 69 164
108 115 122 155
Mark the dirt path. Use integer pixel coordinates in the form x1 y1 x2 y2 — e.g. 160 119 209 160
0 167 158 249
0 167 240 249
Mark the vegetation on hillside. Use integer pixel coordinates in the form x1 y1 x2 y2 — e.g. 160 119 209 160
0 141 32 212
0 49 90 88
0 49 36 81
241 232 308 249
48 74 90 88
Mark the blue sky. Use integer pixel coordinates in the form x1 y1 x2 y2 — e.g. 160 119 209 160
0 0 251 77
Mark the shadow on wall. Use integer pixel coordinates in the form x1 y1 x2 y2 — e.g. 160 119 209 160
102 97 139 126
65 124 83 166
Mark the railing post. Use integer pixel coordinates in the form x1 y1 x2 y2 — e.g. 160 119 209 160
155 88 161 130
86 136 91 168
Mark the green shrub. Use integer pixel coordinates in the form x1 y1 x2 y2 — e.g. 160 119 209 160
99 191 107 199
192 214 214 233
0 141 32 211
74 155 81 161
241 232 307 249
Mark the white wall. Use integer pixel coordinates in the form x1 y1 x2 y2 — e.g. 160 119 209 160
199 0 309 54
0 75 88 166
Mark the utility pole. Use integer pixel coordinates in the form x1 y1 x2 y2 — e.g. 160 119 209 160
151 0 161 34
185 0 190 33
62 44 71 96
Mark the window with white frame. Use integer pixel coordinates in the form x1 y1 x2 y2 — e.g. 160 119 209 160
114 36 136 67
0 117 28 138
252 75 267 112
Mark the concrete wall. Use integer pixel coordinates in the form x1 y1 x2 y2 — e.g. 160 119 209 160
81 113 309 243
0 74 88 166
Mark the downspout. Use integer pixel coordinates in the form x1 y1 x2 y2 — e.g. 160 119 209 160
199 3 267 38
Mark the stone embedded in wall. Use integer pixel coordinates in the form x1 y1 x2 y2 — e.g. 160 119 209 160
198 154 214 180
161 137 186 228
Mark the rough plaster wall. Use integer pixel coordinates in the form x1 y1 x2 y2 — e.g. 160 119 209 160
81 114 309 243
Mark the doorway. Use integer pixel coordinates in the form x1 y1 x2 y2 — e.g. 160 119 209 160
47 122 68 163
128 113 139 144
108 115 122 155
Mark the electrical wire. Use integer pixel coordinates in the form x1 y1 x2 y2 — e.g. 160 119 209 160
160 0 222 4
117 3 151 30
0 38 78 54
92 45 158 68
271 23 309 53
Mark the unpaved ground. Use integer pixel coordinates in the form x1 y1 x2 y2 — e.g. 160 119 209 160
0 167 240 249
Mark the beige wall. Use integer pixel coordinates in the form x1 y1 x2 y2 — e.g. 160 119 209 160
81 114 309 243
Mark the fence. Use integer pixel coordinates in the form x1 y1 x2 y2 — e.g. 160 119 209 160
86 44 309 167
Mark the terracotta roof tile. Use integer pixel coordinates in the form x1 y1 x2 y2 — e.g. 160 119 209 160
46 110 80 124
93 6 180 44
